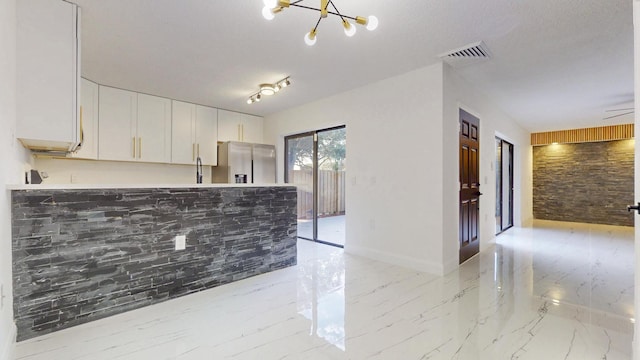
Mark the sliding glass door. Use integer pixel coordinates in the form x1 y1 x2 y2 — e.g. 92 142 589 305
285 126 346 247
285 132 315 240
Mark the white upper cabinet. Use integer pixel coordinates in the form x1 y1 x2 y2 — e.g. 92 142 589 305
71 78 99 159
98 86 137 161
171 101 218 166
16 0 80 152
195 105 218 166
137 94 172 163
217 109 264 143
99 87 172 163
241 114 264 144
171 100 196 165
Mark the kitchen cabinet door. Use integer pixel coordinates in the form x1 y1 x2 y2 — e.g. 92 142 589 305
171 100 196 165
16 0 80 152
195 105 218 166
72 78 99 159
137 94 172 163
217 109 263 143
98 86 137 161
217 109 242 142
241 114 264 144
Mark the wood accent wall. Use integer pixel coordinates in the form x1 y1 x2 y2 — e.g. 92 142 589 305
531 124 634 146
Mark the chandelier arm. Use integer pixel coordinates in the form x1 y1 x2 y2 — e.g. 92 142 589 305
287 2 357 21
328 0 346 21
312 15 322 32
289 3 357 21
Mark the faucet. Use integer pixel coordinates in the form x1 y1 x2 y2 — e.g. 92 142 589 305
196 157 203 184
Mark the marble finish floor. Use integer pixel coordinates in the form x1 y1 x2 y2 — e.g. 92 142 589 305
13 220 634 359
297 215 345 246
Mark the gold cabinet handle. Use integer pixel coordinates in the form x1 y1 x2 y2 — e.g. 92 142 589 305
138 137 142 159
192 143 196 161
132 137 136 158
79 106 84 145
197 143 200 158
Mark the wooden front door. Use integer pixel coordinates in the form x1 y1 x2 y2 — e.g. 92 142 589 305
459 109 481 264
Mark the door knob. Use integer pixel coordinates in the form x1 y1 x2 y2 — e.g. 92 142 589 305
474 191 483 196
628 203 640 213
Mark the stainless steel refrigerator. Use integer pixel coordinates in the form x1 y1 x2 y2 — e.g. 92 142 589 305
212 142 276 184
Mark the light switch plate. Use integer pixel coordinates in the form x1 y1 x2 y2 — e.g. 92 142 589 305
175 235 186 250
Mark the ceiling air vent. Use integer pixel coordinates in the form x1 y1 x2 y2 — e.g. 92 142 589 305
438 41 491 67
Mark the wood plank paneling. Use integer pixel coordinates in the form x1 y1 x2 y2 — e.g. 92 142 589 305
531 124 634 146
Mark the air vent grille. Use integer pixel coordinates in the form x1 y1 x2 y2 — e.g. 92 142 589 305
439 41 491 67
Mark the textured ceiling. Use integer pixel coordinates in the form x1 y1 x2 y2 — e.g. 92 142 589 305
73 0 633 132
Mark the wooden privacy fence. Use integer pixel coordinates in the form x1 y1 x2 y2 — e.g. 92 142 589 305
289 170 346 219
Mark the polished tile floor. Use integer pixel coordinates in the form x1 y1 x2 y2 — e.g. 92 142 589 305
13 220 634 359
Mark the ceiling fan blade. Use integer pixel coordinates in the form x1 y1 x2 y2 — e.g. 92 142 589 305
603 111 634 120
604 108 634 112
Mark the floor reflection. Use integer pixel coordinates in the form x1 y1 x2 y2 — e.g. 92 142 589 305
298 245 346 350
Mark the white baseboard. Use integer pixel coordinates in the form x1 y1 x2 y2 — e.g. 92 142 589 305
345 244 445 275
0 322 16 360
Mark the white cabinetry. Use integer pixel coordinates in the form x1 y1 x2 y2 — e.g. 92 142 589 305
98 86 172 163
16 0 80 152
137 94 172 163
171 101 218 166
217 109 263 143
195 105 218 166
72 78 99 159
98 86 137 161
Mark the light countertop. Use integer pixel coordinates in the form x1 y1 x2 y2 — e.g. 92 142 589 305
8 183 293 191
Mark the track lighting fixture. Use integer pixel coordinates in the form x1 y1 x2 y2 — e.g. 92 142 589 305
247 77 291 104
262 0 378 46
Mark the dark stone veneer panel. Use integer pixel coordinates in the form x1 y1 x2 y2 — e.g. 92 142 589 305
11 186 297 341
533 140 634 226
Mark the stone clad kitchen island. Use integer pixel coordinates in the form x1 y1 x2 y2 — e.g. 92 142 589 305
10 184 297 341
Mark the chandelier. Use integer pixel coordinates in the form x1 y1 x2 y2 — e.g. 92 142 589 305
261 0 378 46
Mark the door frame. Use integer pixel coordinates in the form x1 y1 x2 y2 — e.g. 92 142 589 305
284 125 346 248
495 137 514 235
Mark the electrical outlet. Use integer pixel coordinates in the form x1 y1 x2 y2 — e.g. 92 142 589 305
70 174 78 183
175 235 186 250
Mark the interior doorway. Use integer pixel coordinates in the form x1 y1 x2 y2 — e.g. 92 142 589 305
285 126 346 247
459 109 481 264
495 137 514 234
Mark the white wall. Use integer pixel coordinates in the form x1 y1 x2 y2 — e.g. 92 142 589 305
264 62 532 276
1 0 32 357
265 64 448 274
442 64 533 272
34 158 211 185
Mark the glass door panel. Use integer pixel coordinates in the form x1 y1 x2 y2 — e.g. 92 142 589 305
502 142 513 230
285 133 315 240
495 137 514 234
285 126 346 248
317 127 346 246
